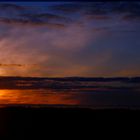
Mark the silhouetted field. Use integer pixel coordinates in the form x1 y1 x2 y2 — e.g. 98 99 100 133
0 106 140 137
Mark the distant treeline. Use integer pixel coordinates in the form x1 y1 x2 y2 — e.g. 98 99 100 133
0 76 140 82
0 76 139 90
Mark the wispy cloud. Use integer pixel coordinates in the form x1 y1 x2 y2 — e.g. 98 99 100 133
0 64 25 67
0 64 37 67
0 17 66 29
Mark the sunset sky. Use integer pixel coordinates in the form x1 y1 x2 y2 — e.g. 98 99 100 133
0 2 140 77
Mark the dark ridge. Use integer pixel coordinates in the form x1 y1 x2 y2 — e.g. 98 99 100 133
0 76 139 90
0 76 140 82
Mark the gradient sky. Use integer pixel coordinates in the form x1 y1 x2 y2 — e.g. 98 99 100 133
0 2 140 77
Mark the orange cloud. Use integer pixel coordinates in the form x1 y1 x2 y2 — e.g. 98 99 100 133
0 64 26 67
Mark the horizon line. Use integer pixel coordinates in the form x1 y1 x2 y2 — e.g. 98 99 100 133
0 75 140 79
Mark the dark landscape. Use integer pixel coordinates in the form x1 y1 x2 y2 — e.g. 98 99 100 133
1 106 140 137
0 76 140 136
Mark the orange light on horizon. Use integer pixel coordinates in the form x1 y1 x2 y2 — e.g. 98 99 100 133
0 89 80 106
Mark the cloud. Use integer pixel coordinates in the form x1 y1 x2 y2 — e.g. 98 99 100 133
122 14 140 21
0 17 66 29
0 3 25 10
49 2 140 16
49 3 83 13
0 64 38 67
0 19 100 77
85 15 111 20
21 13 72 23
0 64 25 67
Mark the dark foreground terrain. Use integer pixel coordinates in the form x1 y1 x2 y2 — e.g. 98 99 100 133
0 107 140 137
